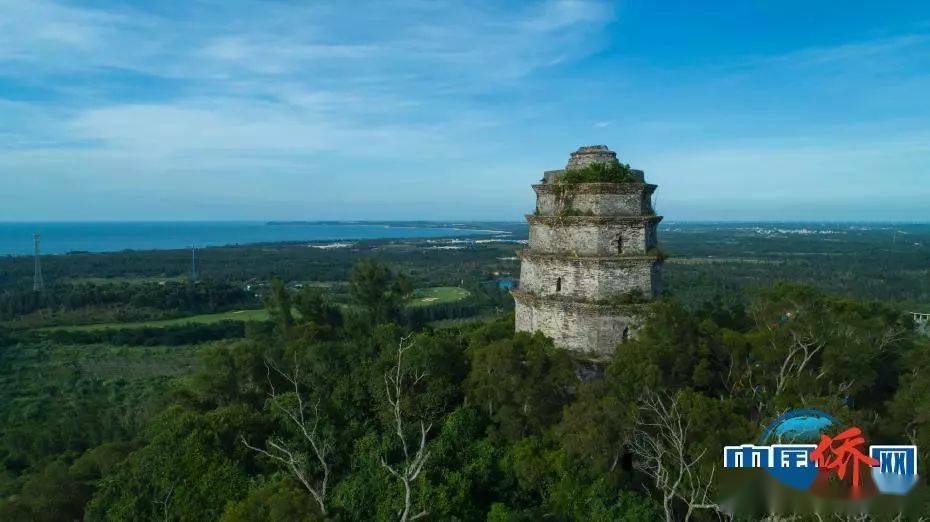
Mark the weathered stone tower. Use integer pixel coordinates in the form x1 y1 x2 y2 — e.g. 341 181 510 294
512 145 662 358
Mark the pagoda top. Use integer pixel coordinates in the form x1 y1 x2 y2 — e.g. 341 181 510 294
542 145 644 183
565 145 618 170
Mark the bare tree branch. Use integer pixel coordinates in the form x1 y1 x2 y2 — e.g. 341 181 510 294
152 482 173 522
630 391 722 522
241 357 331 515
772 328 826 396
380 335 432 522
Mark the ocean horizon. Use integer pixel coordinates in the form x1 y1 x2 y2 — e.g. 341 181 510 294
4 220 927 257
0 221 507 256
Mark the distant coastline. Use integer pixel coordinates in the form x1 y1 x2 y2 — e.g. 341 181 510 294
0 221 515 257
266 220 517 230
5 220 928 257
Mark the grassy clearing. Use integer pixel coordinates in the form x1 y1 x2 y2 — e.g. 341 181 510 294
36 286 468 332
42 309 268 332
407 286 470 308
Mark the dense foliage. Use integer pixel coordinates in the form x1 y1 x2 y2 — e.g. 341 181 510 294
41 321 246 346
1 225 929 519
559 161 637 184
0 280 255 324
1 254 928 519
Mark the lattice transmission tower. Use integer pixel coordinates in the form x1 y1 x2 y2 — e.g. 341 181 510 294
190 244 199 282
33 233 44 292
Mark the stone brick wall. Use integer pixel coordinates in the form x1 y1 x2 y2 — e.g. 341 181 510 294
534 183 656 216
527 216 660 256
514 291 642 357
518 253 656 299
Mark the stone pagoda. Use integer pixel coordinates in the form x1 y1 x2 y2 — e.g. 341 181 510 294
512 145 662 358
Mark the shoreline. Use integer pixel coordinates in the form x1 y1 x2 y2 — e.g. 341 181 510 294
0 222 518 258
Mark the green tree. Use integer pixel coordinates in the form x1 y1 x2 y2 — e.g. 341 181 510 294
466 331 574 441
292 287 342 340
0 461 89 522
349 260 412 325
889 338 930 484
740 284 911 418
184 340 267 409
557 378 635 477
547 477 662 521
85 405 260 521
220 475 321 522
420 407 498 520
264 277 293 334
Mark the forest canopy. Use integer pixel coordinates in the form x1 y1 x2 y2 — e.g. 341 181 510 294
1 258 928 520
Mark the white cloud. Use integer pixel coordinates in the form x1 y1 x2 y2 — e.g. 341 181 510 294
0 0 149 70
1 0 617 137
523 0 613 31
65 100 460 164
4 1 928 221
765 34 930 68
198 37 377 75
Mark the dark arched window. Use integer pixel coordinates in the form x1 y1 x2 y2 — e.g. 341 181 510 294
617 234 623 254
556 277 562 292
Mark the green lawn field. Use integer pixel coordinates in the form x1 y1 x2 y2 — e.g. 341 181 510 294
41 309 269 332
37 286 468 332
407 286 471 308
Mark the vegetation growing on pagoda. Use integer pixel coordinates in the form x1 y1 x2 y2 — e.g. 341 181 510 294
559 160 637 184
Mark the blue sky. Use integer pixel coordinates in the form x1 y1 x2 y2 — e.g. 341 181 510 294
2 0 930 221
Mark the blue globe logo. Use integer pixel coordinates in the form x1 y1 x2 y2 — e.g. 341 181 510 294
760 409 839 446
759 409 840 491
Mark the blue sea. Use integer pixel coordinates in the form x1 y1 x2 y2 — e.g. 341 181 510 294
0 222 499 256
